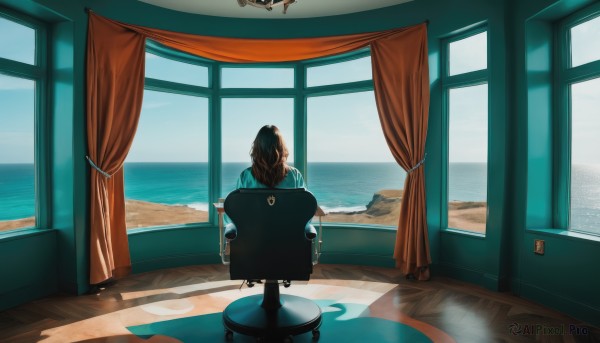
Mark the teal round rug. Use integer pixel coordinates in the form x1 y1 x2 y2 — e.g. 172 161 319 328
128 300 433 342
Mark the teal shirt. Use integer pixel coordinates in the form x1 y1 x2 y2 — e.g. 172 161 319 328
225 166 306 225
236 166 305 189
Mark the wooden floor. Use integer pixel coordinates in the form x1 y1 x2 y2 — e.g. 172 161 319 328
0 264 599 342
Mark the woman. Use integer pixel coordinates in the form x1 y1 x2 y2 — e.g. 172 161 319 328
224 125 309 271
236 125 305 189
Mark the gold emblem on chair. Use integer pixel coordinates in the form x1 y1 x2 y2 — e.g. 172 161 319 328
267 195 276 206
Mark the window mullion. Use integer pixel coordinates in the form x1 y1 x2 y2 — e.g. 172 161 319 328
209 63 221 225
294 64 307 180
304 80 373 98
562 60 600 84
0 57 42 79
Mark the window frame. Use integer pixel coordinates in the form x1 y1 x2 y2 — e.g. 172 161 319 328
0 7 48 232
441 25 490 236
301 48 403 229
301 49 374 184
555 2 600 235
217 60 298 215
128 41 213 230
301 48 374 180
133 44 403 231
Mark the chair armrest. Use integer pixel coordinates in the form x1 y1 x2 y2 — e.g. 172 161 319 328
305 223 317 240
224 223 238 240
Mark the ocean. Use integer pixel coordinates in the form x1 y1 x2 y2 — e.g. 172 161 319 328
1 163 599 235
0 164 34 222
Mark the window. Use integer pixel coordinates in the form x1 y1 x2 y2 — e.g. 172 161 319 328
307 55 372 87
124 49 210 229
131 46 409 230
145 51 209 87
0 75 36 231
307 92 405 226
570 78 600 234
0 15 35 65
570 15 600 68
448 31 487 76
304 52 405 227
221 67 294 88
559 8 600 236
447 85 488 233
0 12 44 233
443 28 489 234
221 98 294 196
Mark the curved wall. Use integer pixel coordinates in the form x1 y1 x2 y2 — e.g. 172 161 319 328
80 0 509 284
0 0 508 305
5 0 599 330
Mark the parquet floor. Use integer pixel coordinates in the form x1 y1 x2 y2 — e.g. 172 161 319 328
0 264 598 342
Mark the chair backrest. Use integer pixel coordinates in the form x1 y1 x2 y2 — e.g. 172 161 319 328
224 188 317 281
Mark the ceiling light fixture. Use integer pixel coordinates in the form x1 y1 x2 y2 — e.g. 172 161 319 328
237 0 298 14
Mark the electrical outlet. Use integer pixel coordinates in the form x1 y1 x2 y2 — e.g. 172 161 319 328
534 239 545 255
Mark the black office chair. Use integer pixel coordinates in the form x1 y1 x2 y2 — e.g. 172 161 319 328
222 188 322 342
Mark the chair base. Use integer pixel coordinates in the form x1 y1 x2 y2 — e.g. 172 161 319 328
223 293 322 341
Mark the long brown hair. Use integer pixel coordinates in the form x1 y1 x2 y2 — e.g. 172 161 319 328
250 125 289 187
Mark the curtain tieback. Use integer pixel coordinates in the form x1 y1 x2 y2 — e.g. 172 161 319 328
407 153 427 174
85 156 113 178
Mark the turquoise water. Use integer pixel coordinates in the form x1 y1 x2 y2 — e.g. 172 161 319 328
1 163 599 235
124 162 409 213
223 162 408 213
0 164 34 221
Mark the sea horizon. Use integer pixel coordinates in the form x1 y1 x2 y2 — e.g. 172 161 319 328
1 162 599 235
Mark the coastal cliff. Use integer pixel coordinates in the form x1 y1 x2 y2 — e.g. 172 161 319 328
322 190 402 225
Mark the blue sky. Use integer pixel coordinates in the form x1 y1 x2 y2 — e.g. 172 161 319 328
572 77 600 164
307 91 395 162
130 51 392 163
0 17 35 164
128 90 209 162
1 16 599 165
448 84 488 163
0 16 35 64
0 74 34 164
571 15 600 67
222 97 295 163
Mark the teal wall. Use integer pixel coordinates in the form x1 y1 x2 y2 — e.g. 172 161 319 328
509 0 600 328
129 226 221 273
0 230 57 310
0 0 598 328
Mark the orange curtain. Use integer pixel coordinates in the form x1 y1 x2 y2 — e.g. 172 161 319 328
371 27 431 280
87 13 431 284
87 15 146 284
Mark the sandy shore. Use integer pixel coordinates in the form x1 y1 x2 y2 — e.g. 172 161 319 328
448 201 487 233
0 191 487 233
0 217 35 231
0 201 208 232
125 200 208 229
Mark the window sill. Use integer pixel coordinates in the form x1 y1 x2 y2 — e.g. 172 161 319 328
315 222 398 232
442 228 486 239
526 227 600 244
127 222 216 235
0 227 55 242
125 221 398 236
